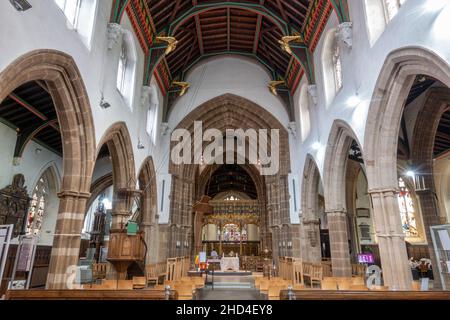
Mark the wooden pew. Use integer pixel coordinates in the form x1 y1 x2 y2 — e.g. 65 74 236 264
5 289 178 300
279 290 450 300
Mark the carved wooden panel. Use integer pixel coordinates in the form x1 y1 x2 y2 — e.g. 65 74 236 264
0 174 30 238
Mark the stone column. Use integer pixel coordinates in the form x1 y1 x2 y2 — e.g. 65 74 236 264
141 222 159 265
326 210 352 277
46 191 90 289
416 188 446 289
301 218 322 262
370 188 412 290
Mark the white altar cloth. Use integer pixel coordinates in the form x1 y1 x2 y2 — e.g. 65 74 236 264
220 257 240 271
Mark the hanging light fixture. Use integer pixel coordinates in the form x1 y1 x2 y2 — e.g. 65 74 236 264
9 0 32 11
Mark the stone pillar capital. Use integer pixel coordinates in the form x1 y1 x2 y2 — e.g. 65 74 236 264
368 187 398 196
336 22 353 48
307 84 318 105
57 190 91 200
107 23 123 50
302 218 320 225
325 209 346 217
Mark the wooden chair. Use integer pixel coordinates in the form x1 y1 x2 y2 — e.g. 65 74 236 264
309 264 323 288
293 261 304 286
92 263 107 281
146 264 158 286
302 262 312 285
132 276 147 289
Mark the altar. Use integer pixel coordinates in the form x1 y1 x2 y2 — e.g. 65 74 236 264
220 256 240 272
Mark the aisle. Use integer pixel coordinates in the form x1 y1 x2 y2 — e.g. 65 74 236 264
197 288 262 300
197 275 262 300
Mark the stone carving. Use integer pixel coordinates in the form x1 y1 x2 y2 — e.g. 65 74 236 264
0 174 31 237
287 122 297 139
307 84 318 105
161 122 170 136
107 23 123 50
336 22 353 48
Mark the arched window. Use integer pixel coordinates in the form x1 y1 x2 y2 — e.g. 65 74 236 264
364 0 407 45
116 31 137 109
397 177 419 238
322 28 342 106
146 85 159 144
298 85 311 142
333 43 343 92
54 0 97 47
26 177 49 236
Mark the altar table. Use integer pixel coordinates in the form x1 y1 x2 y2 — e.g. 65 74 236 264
220 257 240 271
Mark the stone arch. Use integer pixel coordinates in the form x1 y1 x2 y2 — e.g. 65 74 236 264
363 47 450 290
86 173 114 213
137 156 159 264
168 93 291 260
364 47 450 189
0 49 96 289
300 154 323 262
323 119 361 276
97 122 136 229
324 120 362 212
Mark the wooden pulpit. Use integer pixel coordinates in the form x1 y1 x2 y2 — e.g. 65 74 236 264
107 229 145 279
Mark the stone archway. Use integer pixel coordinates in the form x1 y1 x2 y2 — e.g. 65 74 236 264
0 49 96 289
97 122 136 230
323 120 363 277
409 87 450 288
137 157 158 264
168 93 291 261
364 47 450 290
300 154 323 263
86 173 114 213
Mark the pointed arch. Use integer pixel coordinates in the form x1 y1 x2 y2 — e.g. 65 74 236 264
0 49 96 289
97 122 136 190
138 156 158 225
364 47 450 190
323 120 362 211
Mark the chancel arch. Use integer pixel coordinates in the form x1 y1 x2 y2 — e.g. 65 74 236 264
168 93 292 264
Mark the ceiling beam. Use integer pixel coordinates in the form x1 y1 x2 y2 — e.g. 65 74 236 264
8 93 60 132
253 0 265 54
169 0 183 23
275 0 289 23
192 0 204 55
227 8 231 51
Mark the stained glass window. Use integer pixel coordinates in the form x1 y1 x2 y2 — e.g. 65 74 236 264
222 223 241 241
385 0 407 21
397 177 419 238
26 178 48 236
